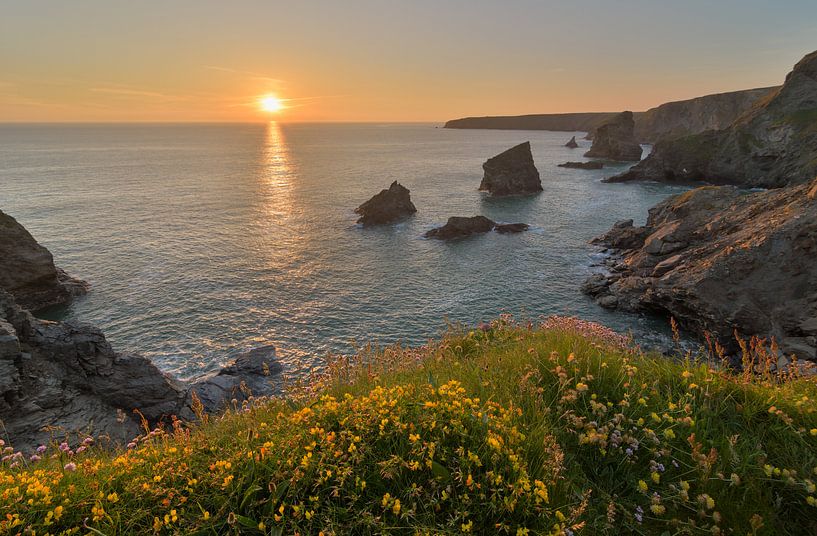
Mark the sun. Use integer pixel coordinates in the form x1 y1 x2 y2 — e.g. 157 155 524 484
259 95 284 113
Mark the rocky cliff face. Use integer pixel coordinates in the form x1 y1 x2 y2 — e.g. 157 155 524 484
584 111 643 161
444 112 617 133
0 215 286 452
0 210 88 311
355 181 417 225
609 50 817 188
633 87 777 142
582 179 817 361
443 88 774 143
479 142 542 196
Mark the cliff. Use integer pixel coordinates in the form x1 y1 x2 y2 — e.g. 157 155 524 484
633 86 777 141
0 210 88 311
608 50 817 188
444 87 777 143
444 112 617 133
583 111 643 161
583 178 817 360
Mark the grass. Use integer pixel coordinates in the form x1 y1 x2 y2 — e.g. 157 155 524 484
2 316 817 535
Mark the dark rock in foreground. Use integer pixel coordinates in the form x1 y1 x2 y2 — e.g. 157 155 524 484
565 136 579 148
0 287 286 452
582 179 817 360
479 142 542 196
558 161 604 170
0 210 88 311
584 111 643 161
425 216 528 240
355 181 417 225
607 50 817 188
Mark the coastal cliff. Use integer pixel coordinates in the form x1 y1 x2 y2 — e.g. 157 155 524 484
0 211 285 452
0 210 88 311
583 178 817 361
608 50 817 187
444 87 776 143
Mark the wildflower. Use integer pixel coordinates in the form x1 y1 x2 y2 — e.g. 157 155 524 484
64 462 77 472
461 520 473 532
516 529 530 536
807 496 816 507
650 504 666 515
203 511 210 520
811 429 817 436
575 382 588 392
392 498 401 514
682 370 692 378
638 480 648 492
36 445 47 454
634 505 644 523
651 471 660 484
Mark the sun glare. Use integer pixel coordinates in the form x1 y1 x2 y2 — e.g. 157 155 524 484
260 95 284 113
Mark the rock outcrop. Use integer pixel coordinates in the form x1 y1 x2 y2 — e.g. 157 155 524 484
355 181 417 225
582 179 817 360
608 50 817 188
565 136 579 148
0 210 88 311
584 111 643 161
0 214 286 452
424 216 528 240
0 287 285 452
479 142 542 196
558 161 604 170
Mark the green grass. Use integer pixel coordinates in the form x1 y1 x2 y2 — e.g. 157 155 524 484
2 316 817 535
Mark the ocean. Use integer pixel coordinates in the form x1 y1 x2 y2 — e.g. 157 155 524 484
0 122 689 379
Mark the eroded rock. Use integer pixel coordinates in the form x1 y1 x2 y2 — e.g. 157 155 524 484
479 142 542 196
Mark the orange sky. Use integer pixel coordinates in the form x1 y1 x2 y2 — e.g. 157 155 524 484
1 1 815 123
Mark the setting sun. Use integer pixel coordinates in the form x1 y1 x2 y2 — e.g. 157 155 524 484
260 95 284 113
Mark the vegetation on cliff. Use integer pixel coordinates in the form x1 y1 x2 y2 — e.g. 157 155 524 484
1 317 816 535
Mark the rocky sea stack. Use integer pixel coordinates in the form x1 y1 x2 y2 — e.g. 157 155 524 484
608 50 817 188
584 111 643 161
355 181 417 225
564 136 579 148
479 142 542 196
424 216 528 240
0 210 88 312
582 178 817 361
558 161 604 170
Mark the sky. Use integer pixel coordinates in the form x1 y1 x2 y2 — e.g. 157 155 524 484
1 0 815 122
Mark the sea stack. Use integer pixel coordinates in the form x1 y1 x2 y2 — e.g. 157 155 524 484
0 209 88 311
479 142 542 196
584 111 643 161
355 181 417 225
565 136 579 148
424 216 528 239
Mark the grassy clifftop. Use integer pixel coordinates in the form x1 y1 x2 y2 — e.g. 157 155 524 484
2 317 817 535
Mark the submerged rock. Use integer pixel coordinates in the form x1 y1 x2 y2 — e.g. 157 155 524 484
584 111 643 161
565 136 579 148
607 50 817 188
425 216 496 240
0 210 88 311
479 142 542 196
355 181 417 225
558 161 604 170
494 223 529 234
582 178 817 360
424 216 528 239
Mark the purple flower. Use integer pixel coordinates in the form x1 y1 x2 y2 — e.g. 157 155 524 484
36 445 47 454
29 454 41 462
64 462 77 472
58 442 70 452
635 505 644 523
76 446 87 454
127 442 137 449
